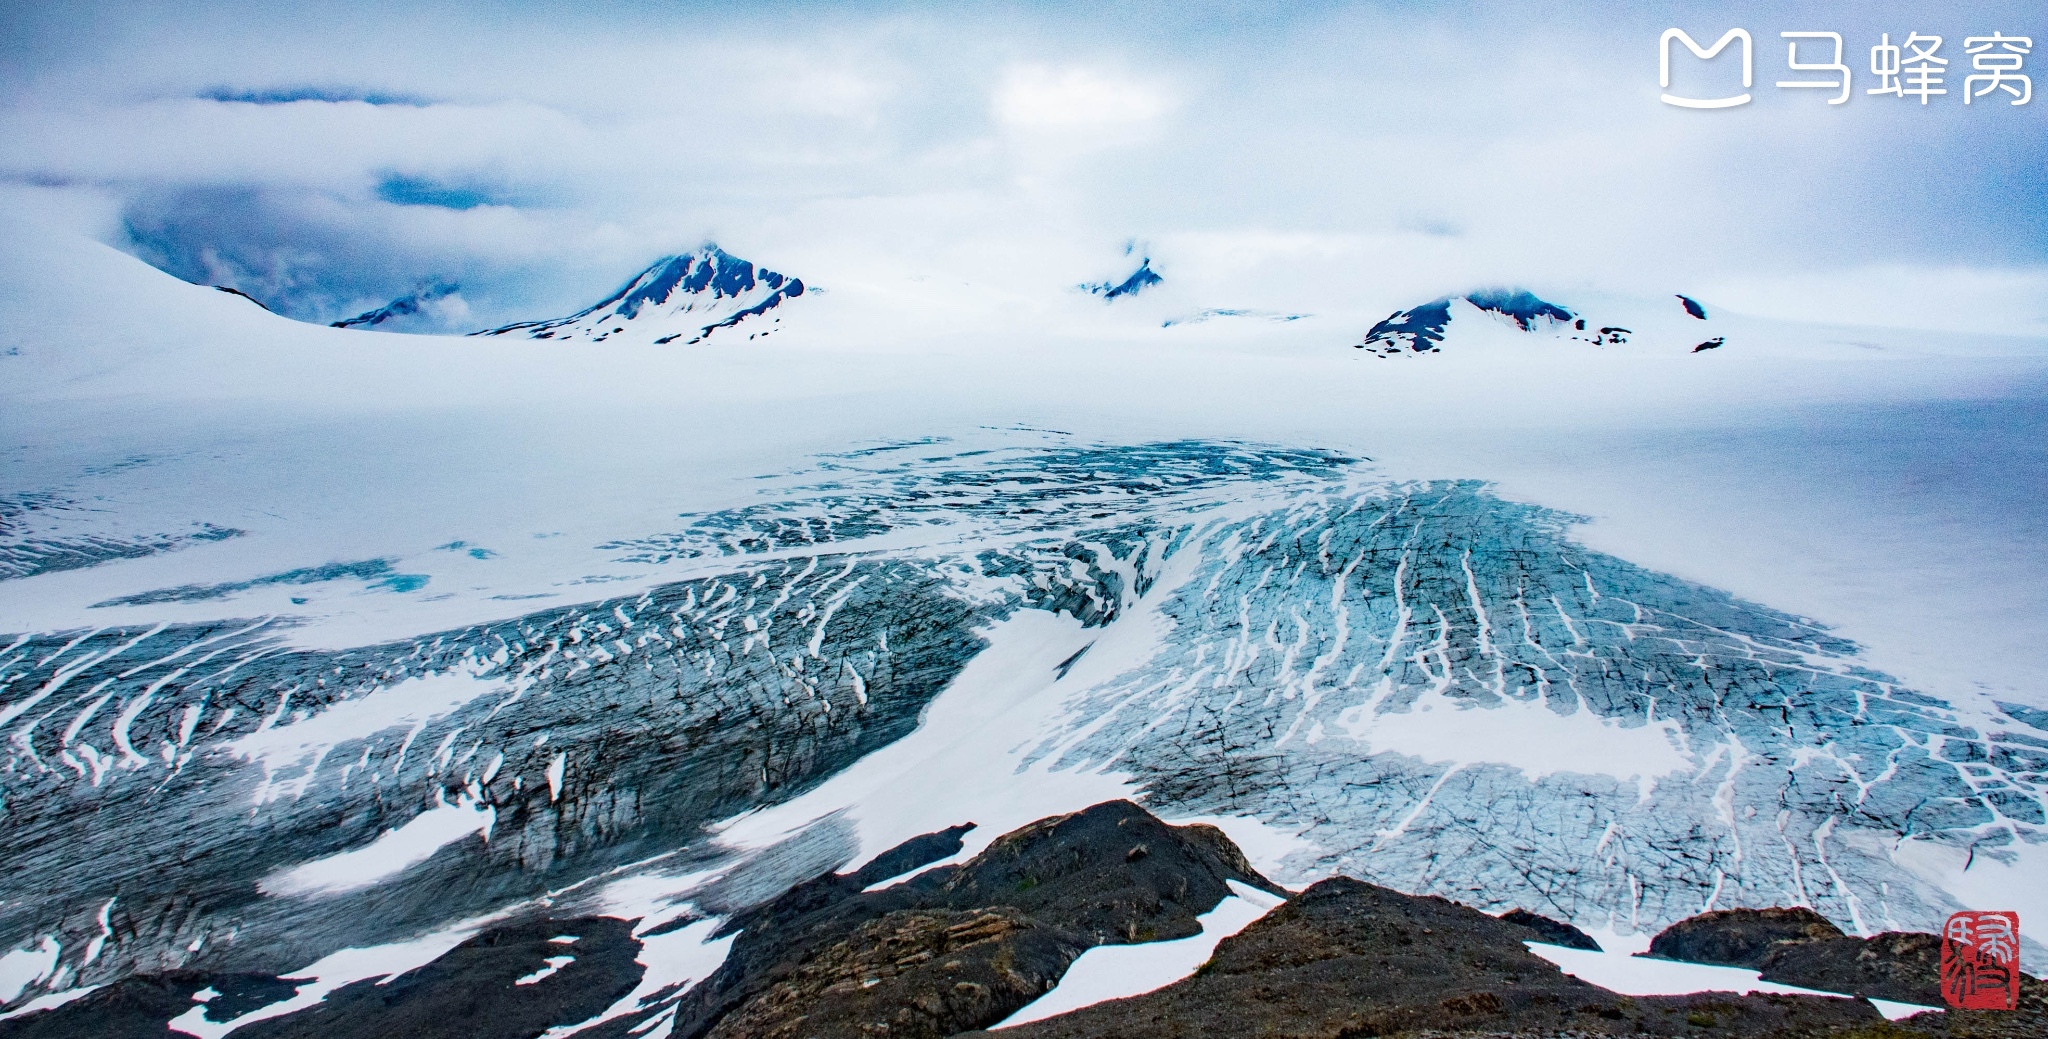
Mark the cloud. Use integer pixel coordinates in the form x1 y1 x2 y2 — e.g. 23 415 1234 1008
0 0 2042 336
115 182 601 326
993 65 1174 132
1700 264 2048 338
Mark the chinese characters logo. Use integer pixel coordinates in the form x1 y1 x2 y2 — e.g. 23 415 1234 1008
1941 910 2021 1011
1661 28 2032 107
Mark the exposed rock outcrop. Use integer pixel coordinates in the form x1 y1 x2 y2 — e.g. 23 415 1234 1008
667 799 1283 1038
1645 907 1845 967
965 876 1884 1038
703 908 1083 1039
1499 908 1602 951
1642 907 2048 1036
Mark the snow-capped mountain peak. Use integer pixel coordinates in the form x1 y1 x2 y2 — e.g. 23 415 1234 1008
1356 288 1722 357
1079 256 1162 301
475 245 805 345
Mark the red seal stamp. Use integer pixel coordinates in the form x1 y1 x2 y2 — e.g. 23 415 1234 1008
1941 910 2021 1011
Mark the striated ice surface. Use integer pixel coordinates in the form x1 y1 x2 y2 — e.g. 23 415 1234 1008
1012 479 2046 945
0 487 242 581
2 438 2044 1005
0 554 990 991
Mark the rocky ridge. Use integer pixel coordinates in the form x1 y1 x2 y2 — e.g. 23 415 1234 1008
7 802 2045 1038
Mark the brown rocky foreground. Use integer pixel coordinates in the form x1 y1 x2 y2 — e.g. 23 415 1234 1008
3 800 2042 1038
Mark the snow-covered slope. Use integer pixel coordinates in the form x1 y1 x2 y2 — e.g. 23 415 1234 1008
4 217 2048 1027
473 245 804 346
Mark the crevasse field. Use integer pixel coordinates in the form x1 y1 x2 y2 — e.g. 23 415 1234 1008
2 213 2047 1032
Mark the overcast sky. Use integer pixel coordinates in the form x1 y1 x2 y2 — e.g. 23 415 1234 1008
1 0 2043 334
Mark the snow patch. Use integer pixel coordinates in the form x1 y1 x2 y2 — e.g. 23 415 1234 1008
514 956 574 986
0 937 60 1005
1892 835 2048 946
994 881 1284 1028
713 609 1137 870
540 917 733 1038
259 788 495 896
1523 936 1937 1020
166 922 481 1038
225 669 509 804
1339 685 1691 787
0 984 99 1022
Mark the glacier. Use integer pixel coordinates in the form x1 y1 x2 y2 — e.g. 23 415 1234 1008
3 438 2044 1001
3 216 2048 1024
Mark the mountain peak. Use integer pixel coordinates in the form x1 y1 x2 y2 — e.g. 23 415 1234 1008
1080 257 1162 301
331 282 461 331
1356 288 1576 355
1354 288 1730 357
477 244 805 345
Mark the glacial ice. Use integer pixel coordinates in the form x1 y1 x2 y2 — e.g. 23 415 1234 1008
2 437 2044 1005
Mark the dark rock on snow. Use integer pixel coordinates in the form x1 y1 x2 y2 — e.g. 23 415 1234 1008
0 972 221 1039
1080 258 1162 301
1757 929 1949 1006
1356 288 1575 356
235 916 642 1039
848 822 977 889
211 285 272 311
1498 908 1602 951
1639 907 2048 1036
0 918 639 1039
1645 906 1845 968
330 282 458 330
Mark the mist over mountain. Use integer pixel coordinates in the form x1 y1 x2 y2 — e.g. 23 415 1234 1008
3 1 2047 1034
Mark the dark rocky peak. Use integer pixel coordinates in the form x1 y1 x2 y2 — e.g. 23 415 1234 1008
702 908 1086 1039
1678 293 1709 319
920 799 1286 943
1356 297 1454 353
331 281 459 330
594 247 791 319
1080 257 1162 301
